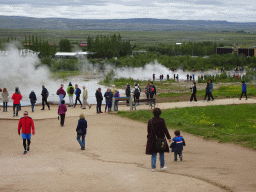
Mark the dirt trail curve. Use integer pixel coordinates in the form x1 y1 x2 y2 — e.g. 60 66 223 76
0 98 255 192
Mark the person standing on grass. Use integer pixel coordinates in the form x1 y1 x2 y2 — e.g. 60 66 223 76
189 82 197 103
18 111 35 154
203 83 211 102
58 84 66 105
82 86 91 109
240 81 247 100
104 88 113 113
1 88 9 112
170 130 186 162
76 113 87 150
67 82 75 107
12 87 22 117
146 108 172 172
209 79 214 101
29 90 37 112
95 88 103 113
73 84 82 108
41 85 50 110
58 100 67 127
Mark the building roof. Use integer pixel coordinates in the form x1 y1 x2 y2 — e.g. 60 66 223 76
79 43 87 47
55 52 77 56
77 52 88 55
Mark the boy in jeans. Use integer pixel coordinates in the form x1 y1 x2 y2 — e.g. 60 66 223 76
170 130 186 161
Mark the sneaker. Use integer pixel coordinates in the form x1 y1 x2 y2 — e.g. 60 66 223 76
80 106 82 108
180 156 183 161
203 100 206 102
48 107 50 110
41 109 44 110
82 108 86 109
73 106 75 108
27 145 30 151
100 111 103 113
13 114 15 117
189 101 192 103
23 150 27 154
160 166 167 171
151 168 156 172
89 106 91 109
246 98 248 100
239 98 241 100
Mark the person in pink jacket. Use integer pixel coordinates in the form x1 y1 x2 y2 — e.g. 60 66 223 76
58 84 66 105
58 100 67 127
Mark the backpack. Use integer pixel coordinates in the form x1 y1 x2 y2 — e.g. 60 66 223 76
76 88 81 95
69 87 74 94
56 89 59 95
46 90 49 98
134 87 140 95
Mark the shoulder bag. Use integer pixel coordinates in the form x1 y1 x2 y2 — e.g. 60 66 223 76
151 119 167 151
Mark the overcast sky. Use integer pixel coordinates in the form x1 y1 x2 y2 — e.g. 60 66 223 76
0 0 255 22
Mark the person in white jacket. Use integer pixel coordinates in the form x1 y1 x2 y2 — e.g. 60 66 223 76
82 86 91 109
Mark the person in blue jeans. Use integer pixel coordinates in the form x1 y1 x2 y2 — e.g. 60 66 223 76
146 108 172 172
170 130 186 161
240 81 247 100
76 113 87 150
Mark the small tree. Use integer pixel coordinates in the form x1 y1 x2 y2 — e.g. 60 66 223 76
59 39 72 52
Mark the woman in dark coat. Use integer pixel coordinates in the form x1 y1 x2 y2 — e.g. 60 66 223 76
29 90 37 112
76 113 87 150
146 108 172 172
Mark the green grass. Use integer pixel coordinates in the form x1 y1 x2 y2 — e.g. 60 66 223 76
116 104 256 150
51 71 81 79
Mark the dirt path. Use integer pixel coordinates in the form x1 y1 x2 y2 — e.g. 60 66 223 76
0 99 256 192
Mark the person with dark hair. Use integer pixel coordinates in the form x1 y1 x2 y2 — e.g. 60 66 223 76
203 83 211 102
170 130 186 161
18 111 35 154
209 79 214 101
149 82 156 99
153 73 155 81
167 74 169 81
58 84 66 105
73 84 82 108
104 88 113 113
1 88 9 112
67 82 75 107
12 87 22 117
189 82 197 103
133 83 141 103
190 75 192 81
58 100 67 127
240 81 247 100
41 85 50 110
146 108 172 172
95 88 103 113
125 84 131 106
29 90 37 112
186 74 189 81
76 113 87 150
174 74 176 80
145 83 150 100
114 90 120 111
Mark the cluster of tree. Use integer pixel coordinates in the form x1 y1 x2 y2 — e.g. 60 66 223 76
40 58 81 72
147 42 225 56
23 35 57 57
87 34 133 59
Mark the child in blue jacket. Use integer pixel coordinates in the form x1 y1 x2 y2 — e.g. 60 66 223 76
170 130 186 161
240 81 247 100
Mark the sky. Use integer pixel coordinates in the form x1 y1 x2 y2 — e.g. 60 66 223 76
0 0 256 22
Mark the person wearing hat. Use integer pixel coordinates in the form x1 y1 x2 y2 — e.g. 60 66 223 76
12 87 22 117
29 90 37 112
82 86 91 109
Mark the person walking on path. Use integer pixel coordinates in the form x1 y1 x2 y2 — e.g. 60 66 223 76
104 88 113 113
76 113 87 150
67 82 75 107
209 79 214 101
189 82 197 103
73 84 82 108
82 86 91 109
12 87 22 117
146 108 172 172
29 90 37 112
95 88 103 113
240 81 247 100
1 88 9 112
170 130 186 162
114 90 120 111
125 84 131 106
58 100 67 127
203 83 211 102
18 111 35 154
41 85 50 110
58 84 66 105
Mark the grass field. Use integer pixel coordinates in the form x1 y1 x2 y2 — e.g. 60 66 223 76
116 104 256 150
1 29 256 47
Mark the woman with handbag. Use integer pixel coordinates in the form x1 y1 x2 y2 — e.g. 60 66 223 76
76 113 87 150
146 108 172 172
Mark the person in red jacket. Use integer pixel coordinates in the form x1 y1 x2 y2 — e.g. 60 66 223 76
12 87 22 117
18 111 35 154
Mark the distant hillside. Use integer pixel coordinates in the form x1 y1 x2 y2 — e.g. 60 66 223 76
0 16 256 31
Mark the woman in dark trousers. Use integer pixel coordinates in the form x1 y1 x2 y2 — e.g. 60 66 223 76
189 82 197 103
146 108 172 172
58 100 67 127
203 83 211 102
76 113 87 150
29 90 37 112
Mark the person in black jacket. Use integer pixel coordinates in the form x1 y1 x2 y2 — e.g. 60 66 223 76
29 90 37 112
125 84 131 106
203 83 211 102
189 82 197 103
76 113 87 150
41 85 50 110
95 88 103 113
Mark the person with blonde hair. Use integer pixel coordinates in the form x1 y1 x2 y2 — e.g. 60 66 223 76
76 113 87 150
82 86 91 109
2 88 9 112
